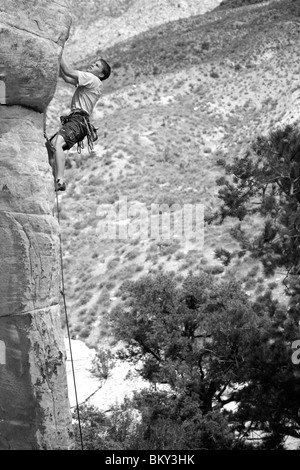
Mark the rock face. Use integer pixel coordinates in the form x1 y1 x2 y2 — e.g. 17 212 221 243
0 0 71 110
0 1 74 450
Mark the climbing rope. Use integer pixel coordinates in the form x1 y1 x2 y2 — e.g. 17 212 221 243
55 190 84 450
43 110 84 450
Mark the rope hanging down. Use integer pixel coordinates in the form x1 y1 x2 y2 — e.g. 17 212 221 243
43 110 84 450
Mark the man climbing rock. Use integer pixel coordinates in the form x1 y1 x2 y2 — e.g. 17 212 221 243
49 53 111 191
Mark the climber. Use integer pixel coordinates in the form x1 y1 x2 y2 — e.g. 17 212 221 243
49 52 111 191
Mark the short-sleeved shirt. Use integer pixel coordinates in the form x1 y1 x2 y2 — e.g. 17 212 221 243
71 71 103 116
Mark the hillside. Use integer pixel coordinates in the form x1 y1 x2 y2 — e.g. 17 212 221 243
65 0 223 62
46 0 300 348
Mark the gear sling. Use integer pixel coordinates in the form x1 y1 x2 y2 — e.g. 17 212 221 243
44 109 98 174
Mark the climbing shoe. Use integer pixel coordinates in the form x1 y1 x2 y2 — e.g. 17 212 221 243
55 179 66 192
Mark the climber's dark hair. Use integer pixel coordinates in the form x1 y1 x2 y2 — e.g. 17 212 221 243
99 58 111 81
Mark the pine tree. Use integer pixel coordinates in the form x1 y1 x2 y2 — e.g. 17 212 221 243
107 272 300 449
214 124 300 309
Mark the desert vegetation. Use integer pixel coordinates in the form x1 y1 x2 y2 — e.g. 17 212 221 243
73 266 300 449
47 0 300 449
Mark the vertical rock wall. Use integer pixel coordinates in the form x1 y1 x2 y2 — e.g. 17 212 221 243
0 1 74 449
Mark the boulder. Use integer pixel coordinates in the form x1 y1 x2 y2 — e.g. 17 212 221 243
0 0 71 111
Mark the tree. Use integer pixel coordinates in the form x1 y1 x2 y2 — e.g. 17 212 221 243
214 124 300 312
72 403 135 450
205 122 300 447
107 271 300 449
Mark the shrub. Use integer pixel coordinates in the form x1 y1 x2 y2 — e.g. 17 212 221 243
214 248 232 266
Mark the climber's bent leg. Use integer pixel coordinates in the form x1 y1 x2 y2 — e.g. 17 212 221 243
50 113 87 191
45 136 56 170
50 133 67 191
54 134 66 183
46 134 57 177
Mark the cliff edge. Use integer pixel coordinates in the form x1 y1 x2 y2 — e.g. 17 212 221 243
0 0 74 450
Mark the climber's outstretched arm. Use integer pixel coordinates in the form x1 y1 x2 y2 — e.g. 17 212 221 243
60 53 79 83
59 67 77 86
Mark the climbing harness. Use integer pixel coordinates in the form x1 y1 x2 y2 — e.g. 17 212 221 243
43 110 84 450
58 109 98 154
44 109 98 161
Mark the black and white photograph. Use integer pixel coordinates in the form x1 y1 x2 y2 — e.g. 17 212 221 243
1 0 300 456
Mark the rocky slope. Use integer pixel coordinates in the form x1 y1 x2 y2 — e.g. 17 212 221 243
47 0 300 352
66 0 223 62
